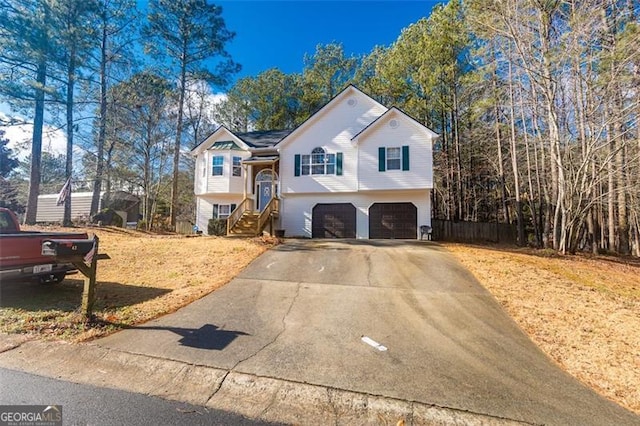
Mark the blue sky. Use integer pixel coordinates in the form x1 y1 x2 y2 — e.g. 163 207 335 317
217 1 440 82
2 1 440 158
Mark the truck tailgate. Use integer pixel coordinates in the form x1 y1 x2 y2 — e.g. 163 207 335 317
0 232 89 269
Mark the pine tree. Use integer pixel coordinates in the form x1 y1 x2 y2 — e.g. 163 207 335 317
144 0 239 228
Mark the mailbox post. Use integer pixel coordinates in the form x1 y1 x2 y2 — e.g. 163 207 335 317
42 235 108 318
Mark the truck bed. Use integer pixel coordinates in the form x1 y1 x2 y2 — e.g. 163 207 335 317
0 231 89 281
1 231 89 268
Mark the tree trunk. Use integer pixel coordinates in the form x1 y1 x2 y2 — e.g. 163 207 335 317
91 12 108 217
169 55 187 229
614 97 629 254
519 84 540 247
63 47 76 227
452 85 463 221
507 52 525 245
25 60 47 225
491 50 509 224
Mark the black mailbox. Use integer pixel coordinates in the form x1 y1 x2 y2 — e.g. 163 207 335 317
42 239 95 257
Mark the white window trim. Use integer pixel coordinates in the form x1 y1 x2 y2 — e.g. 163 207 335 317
386 147 401 171
218 204 231 219
212 155 224 176
301 147 335 175
213 203 235 219
232 156 242 177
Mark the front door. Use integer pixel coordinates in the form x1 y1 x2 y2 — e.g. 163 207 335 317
258 181 272 212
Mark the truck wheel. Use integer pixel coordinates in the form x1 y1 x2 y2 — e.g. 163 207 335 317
39 273 66 285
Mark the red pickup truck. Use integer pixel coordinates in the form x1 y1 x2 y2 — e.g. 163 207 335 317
0 207 88 283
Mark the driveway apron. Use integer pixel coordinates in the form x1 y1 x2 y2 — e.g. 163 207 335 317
96 240 639 425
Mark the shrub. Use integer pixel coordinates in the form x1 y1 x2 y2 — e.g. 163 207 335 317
208 218 227 236
92 208 123 227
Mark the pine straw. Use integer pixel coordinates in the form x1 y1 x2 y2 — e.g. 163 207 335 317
0 225 274 341
443 243 640 415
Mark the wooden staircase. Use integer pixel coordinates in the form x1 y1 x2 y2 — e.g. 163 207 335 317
228 211 259 236
227 197 280 237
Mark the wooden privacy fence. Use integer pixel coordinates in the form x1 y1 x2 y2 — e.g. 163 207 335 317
431 219 517 244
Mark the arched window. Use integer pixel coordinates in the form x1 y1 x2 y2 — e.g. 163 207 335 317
301 147 336 175
255 169 276 182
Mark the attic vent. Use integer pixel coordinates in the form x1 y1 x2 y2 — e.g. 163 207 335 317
389 119 399 128
347 98 357 107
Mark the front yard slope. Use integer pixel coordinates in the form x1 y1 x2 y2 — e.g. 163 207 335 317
444 243 640 415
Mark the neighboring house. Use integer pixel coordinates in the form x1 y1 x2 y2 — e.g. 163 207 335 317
191 85 438 239
36 191 140 225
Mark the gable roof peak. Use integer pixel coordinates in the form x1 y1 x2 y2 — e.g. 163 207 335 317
351 106 439 142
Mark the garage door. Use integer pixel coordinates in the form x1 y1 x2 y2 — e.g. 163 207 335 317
312 203 356 238
369 203 417 239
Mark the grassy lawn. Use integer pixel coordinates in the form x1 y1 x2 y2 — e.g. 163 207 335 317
444 243 640 415
0 226 273 341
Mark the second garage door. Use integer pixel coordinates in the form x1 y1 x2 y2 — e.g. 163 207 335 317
369 202 417 239
312 203 356 238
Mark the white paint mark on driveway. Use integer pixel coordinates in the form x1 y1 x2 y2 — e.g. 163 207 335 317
361 336 388 351
266 262 276 269
318 266 325 272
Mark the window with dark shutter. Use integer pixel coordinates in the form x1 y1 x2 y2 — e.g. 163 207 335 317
379 146 410 172
295 149 340 175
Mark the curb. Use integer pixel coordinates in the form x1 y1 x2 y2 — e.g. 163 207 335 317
0 339 527 425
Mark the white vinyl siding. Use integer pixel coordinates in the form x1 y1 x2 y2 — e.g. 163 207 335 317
36 192 104 223
357 113 433 191
280 90 386 194
200 151 251 195
196 195 243 235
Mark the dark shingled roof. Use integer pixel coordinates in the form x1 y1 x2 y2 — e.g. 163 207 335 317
236 129 292 148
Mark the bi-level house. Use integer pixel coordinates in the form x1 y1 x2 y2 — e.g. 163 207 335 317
191 85 438 239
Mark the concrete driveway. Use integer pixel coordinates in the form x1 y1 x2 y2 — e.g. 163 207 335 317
97 240 638 425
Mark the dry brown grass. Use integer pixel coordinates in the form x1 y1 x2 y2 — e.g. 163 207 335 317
443 243 640 414
0 225 274 341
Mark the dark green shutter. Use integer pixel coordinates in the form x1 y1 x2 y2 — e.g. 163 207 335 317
378 147 386 172
231 203 237 212
294 154 301 176
336 152 343 175
212 204 219 219
402 146 410 171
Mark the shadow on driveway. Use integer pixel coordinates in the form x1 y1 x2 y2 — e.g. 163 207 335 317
129 324 250 351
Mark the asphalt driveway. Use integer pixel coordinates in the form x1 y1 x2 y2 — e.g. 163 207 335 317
96 239 638 425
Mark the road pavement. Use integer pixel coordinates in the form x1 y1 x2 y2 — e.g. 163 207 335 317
0 367 278 425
